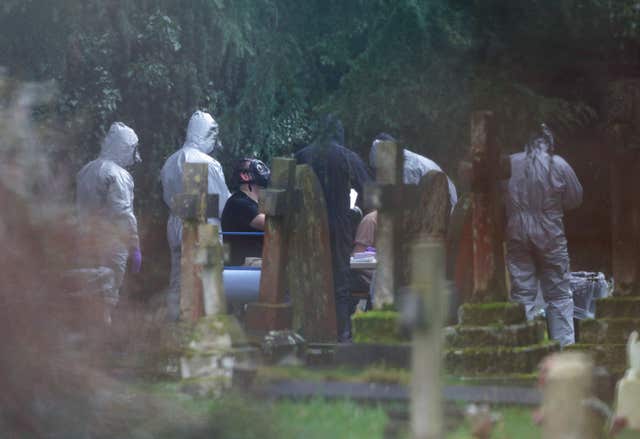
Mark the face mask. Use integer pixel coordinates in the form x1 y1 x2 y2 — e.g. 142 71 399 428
132 143 142 165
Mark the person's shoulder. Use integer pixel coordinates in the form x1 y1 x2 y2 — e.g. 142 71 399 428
99 160 132 185
551 154 570 165
363 210 377 224
184 147 215 163
77 159 97 175
227 191 255 206
295 144 313 160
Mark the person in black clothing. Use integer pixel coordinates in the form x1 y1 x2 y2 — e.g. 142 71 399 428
295 115 372 342
221 158 271 266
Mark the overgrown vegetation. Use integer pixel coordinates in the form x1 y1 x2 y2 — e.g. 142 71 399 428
2 0 639 288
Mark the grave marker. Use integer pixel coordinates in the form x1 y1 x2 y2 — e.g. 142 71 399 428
195 223 225 316
245 158 296 333
541 352 600 439
366 140 403 309
399 170 450 288
173 162 219 322
442 112 554 378
604 80 640 296
287 164 337 342
468 111 510 302
409 238 446 439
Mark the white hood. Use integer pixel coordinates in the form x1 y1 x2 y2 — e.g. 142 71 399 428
99 122 139 168
182 110 221 154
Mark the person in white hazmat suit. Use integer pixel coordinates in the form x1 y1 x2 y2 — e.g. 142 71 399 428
503 123 583 347
369 132 458 209
160 110 230 320
76 122 142 305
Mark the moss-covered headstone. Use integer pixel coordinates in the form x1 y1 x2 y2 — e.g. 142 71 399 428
443 111 557 377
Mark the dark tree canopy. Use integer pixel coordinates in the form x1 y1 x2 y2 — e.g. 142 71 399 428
1 1 639 281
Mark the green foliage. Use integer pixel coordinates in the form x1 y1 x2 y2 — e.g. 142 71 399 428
2 0 640 291
3 0 639 175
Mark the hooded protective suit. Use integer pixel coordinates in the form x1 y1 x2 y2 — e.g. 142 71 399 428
369 142 458 209
76 122 141 303
160 111 230 320
503 124 582 347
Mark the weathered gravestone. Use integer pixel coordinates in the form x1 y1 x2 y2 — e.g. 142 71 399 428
368 140 403 309
245 158 337 344
540 352 602 439
444 111 557 378
399 171 451 288
344 162 451 350
409 238 447 439
569 80 640 376
172 162 219 322
363 140 451 306
245 158 296 333
287 164 337 343
174 163 250 395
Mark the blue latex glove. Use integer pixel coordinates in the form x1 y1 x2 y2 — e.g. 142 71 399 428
130 248 142 273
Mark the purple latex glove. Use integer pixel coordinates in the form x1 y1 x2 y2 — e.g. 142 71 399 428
130 248 142 273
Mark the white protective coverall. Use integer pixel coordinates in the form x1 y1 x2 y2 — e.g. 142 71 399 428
504 124 583 347
369 142 458 209
160 111 230 320
76 122 141 304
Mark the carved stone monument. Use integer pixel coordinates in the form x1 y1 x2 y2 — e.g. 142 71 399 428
615 331 640 430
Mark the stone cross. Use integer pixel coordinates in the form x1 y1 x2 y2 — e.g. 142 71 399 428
195 223 225 316
245 157 296 333
467 111 510 302
409 238 446 439
172 162 219 322
365 140 403 309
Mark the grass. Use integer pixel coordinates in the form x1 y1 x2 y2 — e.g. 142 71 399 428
275 398 389 439
448 406 538 439
144 381 640 439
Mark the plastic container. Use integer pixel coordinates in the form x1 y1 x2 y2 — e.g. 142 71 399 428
570 271 609 320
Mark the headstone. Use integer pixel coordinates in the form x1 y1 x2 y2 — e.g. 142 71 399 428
245 158 296 333
615 330 640 430
540 352 600 439
468 111 510 302
366 140 403 309
568 80 640 376
195 223 225 316
173 162 219 322
604 80 640 297
399 170 450 288
409 238 447 439
287 164 337 342
442 112 554 378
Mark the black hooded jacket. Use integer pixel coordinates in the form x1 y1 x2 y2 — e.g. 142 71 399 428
295 116 371 235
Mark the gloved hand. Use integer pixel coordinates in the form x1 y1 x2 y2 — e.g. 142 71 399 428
129 248 142 273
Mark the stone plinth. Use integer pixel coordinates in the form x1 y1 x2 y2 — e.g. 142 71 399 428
180 315 256 396
444 302 558 377
572 295 640 376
